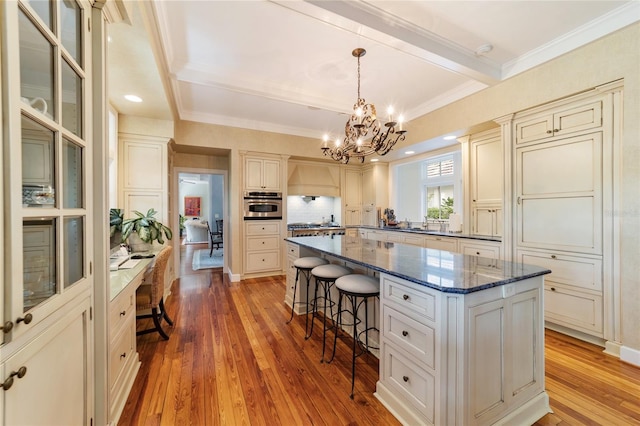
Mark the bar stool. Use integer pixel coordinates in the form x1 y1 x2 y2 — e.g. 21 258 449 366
309 263 352 362
329 274 380 399
286 257 328 336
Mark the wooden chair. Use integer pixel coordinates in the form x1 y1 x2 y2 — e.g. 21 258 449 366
209 219 223 256
135 246 174 340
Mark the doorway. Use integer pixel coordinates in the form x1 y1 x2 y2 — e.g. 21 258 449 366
174 168 227 279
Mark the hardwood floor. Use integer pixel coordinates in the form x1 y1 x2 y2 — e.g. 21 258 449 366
120 243 640 425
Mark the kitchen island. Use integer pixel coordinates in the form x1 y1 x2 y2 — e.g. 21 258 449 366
286 235 551 426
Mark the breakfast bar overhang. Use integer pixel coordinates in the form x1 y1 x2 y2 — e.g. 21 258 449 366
285 235 552 426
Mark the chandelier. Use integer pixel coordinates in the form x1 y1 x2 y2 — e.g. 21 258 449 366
321 48 407 164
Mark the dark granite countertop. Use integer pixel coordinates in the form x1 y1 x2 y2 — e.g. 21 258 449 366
352 225 501 242
285 235 549 294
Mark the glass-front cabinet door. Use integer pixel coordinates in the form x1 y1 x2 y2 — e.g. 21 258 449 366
2 0 92 342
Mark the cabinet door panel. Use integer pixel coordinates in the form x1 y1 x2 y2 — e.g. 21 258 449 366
3 297 91 425
520 136 601 196
520 197 599 252
472 136 502 203
262 159 281 190
545 287 603 335
515 115 554 144
518 250 602 292
554 101 602 136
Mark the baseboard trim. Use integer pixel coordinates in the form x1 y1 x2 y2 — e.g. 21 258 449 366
620 345 640 367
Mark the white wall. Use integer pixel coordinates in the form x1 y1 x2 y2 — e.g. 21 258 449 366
287 196 342 224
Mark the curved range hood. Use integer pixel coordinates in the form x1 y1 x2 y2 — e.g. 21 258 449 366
287 163 340 197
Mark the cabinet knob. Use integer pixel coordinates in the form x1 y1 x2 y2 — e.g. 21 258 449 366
476 252 481 255
1 321 13 333
402 330 408 337
402 294 409 301
120 311 126 316
16 313 33 325
553 129 559 132
402 376 409 383
2 366 27 391
551 255 556 259
120 353 126 359
550 287 556 292
546 130 553 134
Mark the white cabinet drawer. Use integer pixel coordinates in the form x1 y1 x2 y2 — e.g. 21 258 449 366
246 235 280 251
245 251 281 273
518 250 602 292
383 305 435 369
109 324 135 391
423 235 457 252
246 221 280 235
382 275 436 322
286 242 299 257
545 286 603 335
382 342 436 423
458 240 501 260
109 288 134 338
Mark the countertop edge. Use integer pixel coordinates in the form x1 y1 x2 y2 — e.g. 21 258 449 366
286 237 550 294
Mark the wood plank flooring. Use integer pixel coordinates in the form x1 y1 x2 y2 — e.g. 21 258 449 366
119 243 640 425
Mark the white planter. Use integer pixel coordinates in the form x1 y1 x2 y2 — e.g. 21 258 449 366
127 232 151 253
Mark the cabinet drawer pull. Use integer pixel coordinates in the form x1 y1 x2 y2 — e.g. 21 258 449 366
476 252 481 255
402 375 409 383
546 130 553 134
2 366 27 391
120 310 126 316
1 321 14 333
402 330 408 337
120 352 126 359
551 255 556 259
550 287 556 292
553 128 559 132
402 294 409 301
16 313 33 325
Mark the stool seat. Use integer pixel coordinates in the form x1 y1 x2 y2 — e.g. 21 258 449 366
294 256 328 269
336 274 379 296
311 264 352 280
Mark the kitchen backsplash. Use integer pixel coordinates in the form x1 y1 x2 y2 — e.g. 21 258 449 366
287 196 342 224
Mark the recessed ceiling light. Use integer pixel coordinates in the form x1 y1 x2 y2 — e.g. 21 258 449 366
404 151 415 155
124 94 142 103
443 135 457 141
370 158 379 162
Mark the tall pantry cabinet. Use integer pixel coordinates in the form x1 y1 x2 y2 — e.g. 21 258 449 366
511 81 623 347
1 0 95 423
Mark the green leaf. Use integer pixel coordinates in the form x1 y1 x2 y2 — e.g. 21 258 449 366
138 226 151 242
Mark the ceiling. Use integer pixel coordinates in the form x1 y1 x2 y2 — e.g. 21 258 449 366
108 1 639 159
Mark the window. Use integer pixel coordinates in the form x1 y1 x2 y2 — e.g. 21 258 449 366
391 150 461 225
424 156 455 220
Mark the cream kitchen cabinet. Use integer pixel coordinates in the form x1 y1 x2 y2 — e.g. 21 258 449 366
1 1 96 424
377 273 545 426
472 207 503 238
423 235 457 252
244 156 282 191
245 221 282 275
517 248 603 336
342 167 362 226
469 129 503 237
514 98 602 145
512 81 621 343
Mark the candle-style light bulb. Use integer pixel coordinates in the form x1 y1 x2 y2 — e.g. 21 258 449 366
398 115 405 131
335 138 341 148
322 134 329 148
387 106 394 122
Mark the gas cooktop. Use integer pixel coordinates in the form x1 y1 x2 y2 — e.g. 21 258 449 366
287 222 342 230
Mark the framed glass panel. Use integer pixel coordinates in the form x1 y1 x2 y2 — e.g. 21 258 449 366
62 137 83 208
22 115 56 207
61 58 82 136
23 219 57 312
61 0 82 64
63 216 84 288
19 9 55 120
25 0 52 31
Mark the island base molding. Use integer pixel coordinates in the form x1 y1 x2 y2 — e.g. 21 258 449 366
375 385 550 426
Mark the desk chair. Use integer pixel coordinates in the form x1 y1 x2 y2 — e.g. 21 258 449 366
136 246 174 340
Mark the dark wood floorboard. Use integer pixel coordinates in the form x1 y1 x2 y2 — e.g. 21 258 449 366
119 242 640 425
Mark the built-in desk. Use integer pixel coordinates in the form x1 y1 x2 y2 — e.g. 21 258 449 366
286 235 551 426
108 255 155 425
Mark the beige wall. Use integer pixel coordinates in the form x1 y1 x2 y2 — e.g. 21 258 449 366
172 23 640 353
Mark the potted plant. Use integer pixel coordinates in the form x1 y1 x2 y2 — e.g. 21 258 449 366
121 208 173 252
110 208 124 237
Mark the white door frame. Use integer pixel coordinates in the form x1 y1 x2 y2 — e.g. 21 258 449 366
173 167 228 280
